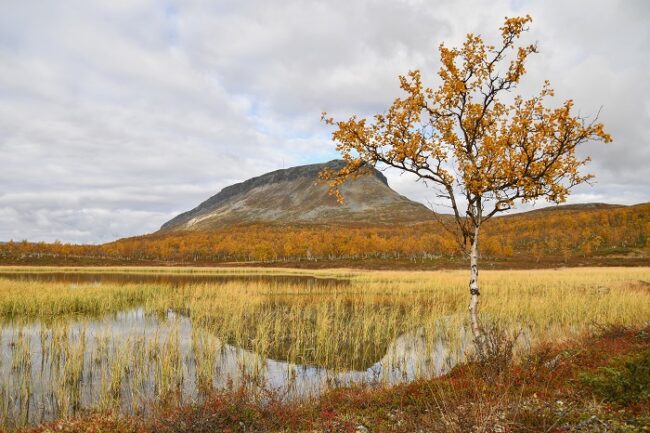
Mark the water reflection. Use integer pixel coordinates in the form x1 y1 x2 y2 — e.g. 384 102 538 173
0 309 468 428
0 271 348 288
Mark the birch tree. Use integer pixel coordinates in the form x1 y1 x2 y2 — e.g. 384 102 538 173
320 16 611 341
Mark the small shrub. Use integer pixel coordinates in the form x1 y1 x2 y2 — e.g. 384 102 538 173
592 323 632 339
580 349 650 405
470 321 520 382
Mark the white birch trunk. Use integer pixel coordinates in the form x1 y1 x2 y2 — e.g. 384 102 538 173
468 224 482 341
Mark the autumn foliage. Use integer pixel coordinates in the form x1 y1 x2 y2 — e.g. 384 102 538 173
322 15 611 243
1 203 648 265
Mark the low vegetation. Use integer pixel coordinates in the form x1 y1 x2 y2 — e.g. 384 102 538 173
0 267 648 430
580 347 650 405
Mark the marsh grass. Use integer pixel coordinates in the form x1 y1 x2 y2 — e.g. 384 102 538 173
0 267 648 429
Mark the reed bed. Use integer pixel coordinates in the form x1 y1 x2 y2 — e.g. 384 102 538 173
0 267 647 429
0 266 353 278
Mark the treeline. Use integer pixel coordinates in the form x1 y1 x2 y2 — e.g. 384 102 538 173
1 203 648 264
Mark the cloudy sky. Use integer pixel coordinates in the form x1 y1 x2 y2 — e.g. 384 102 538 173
1 0 648 243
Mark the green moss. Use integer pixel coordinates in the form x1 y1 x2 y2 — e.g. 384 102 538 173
580 349 650 405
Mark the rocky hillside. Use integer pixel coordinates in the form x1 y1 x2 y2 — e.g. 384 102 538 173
159 160 435 232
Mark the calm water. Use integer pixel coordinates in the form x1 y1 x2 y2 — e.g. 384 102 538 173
0 309 468 427
0 271 472 428
0 271 348 288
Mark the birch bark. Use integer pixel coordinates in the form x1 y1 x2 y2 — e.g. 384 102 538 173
468 224 482 340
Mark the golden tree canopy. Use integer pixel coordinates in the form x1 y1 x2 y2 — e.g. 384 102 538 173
322 16 611 242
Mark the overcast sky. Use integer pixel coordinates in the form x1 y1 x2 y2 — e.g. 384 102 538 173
1 0 648 243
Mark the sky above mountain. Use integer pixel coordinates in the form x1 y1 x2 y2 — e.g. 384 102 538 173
1 0 649 243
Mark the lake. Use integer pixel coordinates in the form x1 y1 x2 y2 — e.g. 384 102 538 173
0 307 466 427
0 270 470 428
0 270 347 287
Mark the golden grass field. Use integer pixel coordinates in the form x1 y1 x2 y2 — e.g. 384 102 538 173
0 266 648 428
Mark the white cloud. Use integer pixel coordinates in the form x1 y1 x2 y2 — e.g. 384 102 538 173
0 0 648 242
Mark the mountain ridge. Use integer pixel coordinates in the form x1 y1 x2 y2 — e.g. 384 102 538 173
160 160 435 232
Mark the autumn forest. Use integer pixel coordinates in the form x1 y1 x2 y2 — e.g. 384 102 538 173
2 203 648 266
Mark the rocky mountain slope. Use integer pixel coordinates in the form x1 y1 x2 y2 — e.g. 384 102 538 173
159 160 435 232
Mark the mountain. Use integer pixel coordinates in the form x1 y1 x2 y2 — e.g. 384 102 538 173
515 202 624 214
159 160 435 232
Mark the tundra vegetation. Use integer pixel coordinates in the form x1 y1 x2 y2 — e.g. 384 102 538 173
0 267 648 431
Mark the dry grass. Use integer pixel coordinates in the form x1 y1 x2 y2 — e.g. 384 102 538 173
0 266 648 429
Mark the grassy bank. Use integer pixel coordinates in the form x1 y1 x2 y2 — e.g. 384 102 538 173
1 268 648 360
0 267 648 430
